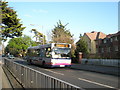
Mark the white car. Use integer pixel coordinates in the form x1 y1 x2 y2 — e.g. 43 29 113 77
8 55 15 59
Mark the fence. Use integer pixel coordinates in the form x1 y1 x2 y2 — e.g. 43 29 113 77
81 59 120 67
4 58 83 89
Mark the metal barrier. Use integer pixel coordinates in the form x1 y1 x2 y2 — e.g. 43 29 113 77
82 58 120 67
4 58 83 89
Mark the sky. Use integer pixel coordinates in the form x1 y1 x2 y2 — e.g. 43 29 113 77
3 1 118 45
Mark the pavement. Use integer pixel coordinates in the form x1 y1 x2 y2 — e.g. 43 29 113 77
71 63 120 76
0 61 12 90
0 56 12 89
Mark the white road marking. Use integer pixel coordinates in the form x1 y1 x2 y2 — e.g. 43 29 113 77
78 78 117 89
44 69 64 75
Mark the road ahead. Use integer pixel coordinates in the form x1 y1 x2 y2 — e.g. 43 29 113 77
8 58 119 89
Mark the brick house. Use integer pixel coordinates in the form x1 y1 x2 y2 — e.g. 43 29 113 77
96 31 120 59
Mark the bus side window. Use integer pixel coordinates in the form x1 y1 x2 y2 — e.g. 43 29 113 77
40 48 45 58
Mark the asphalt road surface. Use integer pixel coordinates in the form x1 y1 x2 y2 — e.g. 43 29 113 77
6 58 119 89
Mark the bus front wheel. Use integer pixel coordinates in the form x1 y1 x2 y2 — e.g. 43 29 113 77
42 61 46 67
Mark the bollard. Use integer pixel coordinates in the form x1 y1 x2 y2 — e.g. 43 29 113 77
78 52 83 64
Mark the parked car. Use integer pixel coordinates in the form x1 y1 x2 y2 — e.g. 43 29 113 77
2 54 5 57
8 55 15 59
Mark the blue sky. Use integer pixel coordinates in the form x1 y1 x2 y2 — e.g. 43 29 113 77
7 2 118 42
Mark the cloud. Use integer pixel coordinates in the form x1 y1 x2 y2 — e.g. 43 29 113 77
24 14 32 17
33 9 48 14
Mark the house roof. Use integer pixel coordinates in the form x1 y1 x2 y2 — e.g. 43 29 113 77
85 31 106 40
106 31 120 38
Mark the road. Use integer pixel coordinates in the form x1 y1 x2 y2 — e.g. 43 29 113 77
7 58 119 89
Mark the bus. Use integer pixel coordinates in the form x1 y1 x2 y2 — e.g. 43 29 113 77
26 43 71 67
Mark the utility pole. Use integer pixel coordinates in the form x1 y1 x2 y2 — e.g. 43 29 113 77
42 26 44 45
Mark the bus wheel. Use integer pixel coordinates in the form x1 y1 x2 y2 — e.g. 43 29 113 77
42 61 46 67
29 60 32 65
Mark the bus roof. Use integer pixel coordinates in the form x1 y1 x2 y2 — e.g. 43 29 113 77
28 43 71 50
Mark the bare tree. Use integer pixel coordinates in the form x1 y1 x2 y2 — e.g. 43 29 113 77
30 29 46 45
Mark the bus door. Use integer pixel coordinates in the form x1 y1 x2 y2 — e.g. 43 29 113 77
44 47 52 65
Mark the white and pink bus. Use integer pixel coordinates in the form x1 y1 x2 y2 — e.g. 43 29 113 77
26 43 71 67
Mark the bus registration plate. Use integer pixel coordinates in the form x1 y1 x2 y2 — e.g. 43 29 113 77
60 65 65 67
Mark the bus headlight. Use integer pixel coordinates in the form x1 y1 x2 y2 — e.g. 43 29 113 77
52 62 56 65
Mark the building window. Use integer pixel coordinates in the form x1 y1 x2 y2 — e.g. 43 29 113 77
101 48 104 53
114 46 118 51
115 37 118 41
103 39 106 43
108 47 110 52
96 48 98 53
110 38 113 42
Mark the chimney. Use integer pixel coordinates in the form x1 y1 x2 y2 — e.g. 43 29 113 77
91 31 95 33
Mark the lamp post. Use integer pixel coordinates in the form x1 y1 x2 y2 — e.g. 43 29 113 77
42 25 45 45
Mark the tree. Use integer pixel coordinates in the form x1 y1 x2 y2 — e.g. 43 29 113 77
75 34 89 59
5 35 38 57
0 1 25 41
30 29 46 45
52 20 75 57
52 20 73 43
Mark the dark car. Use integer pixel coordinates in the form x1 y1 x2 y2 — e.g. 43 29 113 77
2 54 5 57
